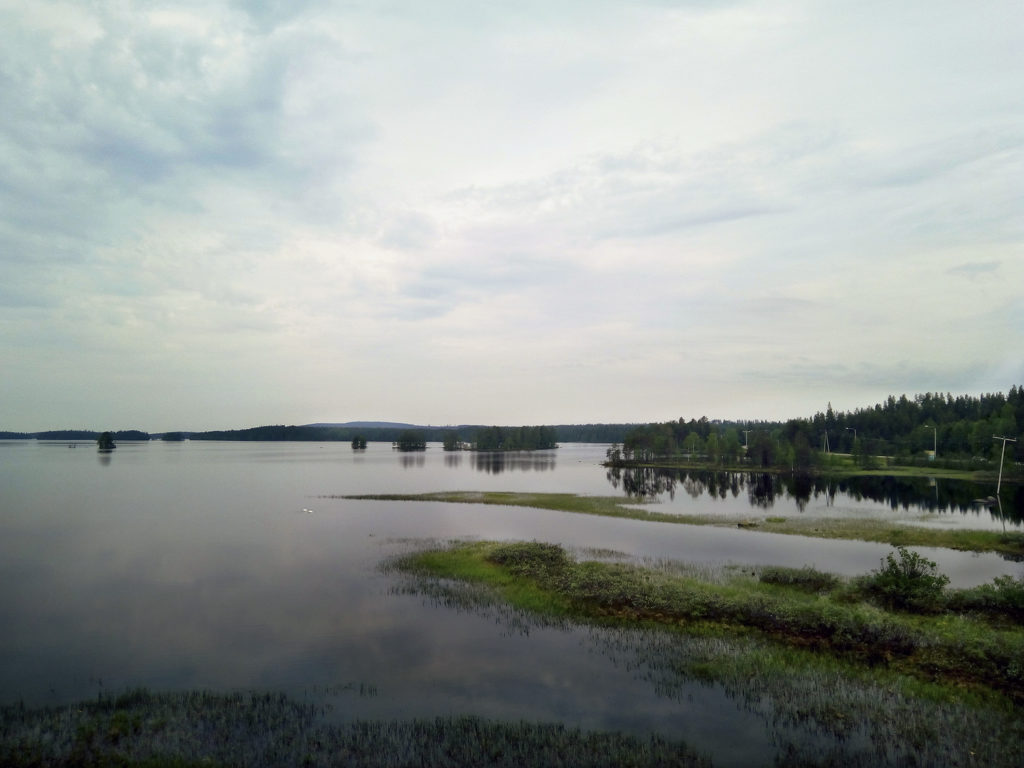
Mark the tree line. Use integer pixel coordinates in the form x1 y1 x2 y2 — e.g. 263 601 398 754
459 425 558 451
0 423 637 444
0 430 152 441
613 387 1024 471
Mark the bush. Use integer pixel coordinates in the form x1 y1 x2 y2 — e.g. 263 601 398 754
759 566 840 594
859 547 949 613
948 574 1024 624
487 542 569 577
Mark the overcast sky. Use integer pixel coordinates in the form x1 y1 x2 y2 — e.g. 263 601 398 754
2 0 1022 432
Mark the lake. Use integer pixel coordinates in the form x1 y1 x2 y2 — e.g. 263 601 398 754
1 440 1021 766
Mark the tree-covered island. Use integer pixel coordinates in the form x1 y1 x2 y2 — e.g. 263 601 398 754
606 388 1023 483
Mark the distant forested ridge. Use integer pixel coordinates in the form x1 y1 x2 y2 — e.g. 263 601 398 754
0 430 152 441
471 425 558 451
5 389 1019 457
186 423 631 446
614 387 1024 470
554 424 636 443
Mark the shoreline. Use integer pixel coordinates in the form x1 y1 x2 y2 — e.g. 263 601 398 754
338 491 1024 558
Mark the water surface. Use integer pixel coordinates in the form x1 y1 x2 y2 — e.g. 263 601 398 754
1 440 1020 766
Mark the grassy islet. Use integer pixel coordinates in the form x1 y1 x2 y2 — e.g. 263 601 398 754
338 491 1024 557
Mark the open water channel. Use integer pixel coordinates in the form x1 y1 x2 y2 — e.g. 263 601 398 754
1 440 1021 765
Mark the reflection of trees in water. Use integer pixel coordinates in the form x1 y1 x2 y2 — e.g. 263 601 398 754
400 454 425 468
604 468 1024 522
444 453 462 468
606 466 678 499
826 476 1024 524
747 473 777 509
789 473 814 512
471 452 556 475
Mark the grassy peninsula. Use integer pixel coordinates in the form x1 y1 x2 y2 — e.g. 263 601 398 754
338 491 1024 558
395 541 1024 700
386 540 1024 766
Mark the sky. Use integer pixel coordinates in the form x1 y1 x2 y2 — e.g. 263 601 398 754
1 0 1022 432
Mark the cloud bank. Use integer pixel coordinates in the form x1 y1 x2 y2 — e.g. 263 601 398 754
1 0 1022 430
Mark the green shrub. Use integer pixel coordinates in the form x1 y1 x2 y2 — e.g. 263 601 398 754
759 566 840 594
948 575 1024 624
859 547 949 613
487 542 569 577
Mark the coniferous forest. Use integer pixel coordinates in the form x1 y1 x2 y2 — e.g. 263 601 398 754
615 388 1024 470
2 389 1021 465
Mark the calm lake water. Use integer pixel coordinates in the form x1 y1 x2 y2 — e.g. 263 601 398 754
1 440 1021 766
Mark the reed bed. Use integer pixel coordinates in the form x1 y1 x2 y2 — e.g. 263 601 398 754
388 540 1024 767
0 689 710 767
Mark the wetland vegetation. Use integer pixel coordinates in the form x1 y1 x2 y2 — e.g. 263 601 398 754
388 540 1024 765
339 491 1024 558
4 390 1023 766
393 541 1024 699
0 689 709 768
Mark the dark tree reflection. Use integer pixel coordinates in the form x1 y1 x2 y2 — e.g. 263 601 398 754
470 452 556 475
606 466 678 499
747 473 779 508
604 467 1023 523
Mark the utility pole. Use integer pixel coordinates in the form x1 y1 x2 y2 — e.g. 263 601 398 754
993 436 1017 495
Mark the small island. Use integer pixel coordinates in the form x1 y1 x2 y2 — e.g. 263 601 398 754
393 430 426 451
96 431 116 451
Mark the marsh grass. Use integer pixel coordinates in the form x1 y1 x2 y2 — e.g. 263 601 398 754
614 627 1023 767
758 565 841 594
0 689 710 768
393 542 1024 703
337 491 1024 557
947 574 1024 624
389 542 1024 767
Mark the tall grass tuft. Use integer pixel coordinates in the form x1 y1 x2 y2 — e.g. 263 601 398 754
758 566 840 594
0 691 711 767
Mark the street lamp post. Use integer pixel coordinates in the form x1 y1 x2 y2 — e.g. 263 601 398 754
993 436 1018 495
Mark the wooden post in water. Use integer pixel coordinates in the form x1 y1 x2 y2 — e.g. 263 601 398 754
992 435 1017 495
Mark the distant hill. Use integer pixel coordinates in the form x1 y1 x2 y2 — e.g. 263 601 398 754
305 421 424 430
0 423 638 444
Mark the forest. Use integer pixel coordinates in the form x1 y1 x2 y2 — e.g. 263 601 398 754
614 387 1024 471
463 425 558 451
2 389 1020 461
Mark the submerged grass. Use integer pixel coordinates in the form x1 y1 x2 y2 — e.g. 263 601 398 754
339 491 1024 557
393 541 1024 704
390 541 1024 767
0 689 710 768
